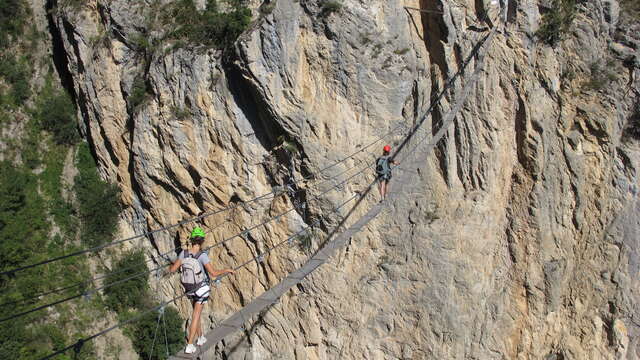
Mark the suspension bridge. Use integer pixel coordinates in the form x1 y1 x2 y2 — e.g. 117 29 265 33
0 6 502 359
169 17 499 358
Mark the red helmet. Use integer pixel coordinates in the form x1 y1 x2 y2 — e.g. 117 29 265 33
383 145 391 152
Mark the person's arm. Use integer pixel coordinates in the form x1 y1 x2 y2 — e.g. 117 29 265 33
169 258 182 273
204 263 234 278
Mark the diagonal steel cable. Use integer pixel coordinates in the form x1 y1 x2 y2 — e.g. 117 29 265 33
0 161 372 323
35 193 360 360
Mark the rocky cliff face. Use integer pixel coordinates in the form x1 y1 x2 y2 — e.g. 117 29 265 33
48 0 640 358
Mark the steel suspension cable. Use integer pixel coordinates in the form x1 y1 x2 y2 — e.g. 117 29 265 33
148 312 162 360
0 121 403 278
1 20 495 321
33 18 501 358
35 193 359 360
0 161 372 323
2 19 494 317
0 157 371 309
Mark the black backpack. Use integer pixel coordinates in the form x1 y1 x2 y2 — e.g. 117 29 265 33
376 156 391 176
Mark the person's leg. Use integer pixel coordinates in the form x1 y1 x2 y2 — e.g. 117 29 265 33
187 302 204 345
196 301 204 338
377 178 384 199
383 179 390 199
188 299 196 340
380 179 389 200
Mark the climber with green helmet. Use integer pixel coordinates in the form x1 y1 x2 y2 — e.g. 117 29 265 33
375 145 399 202
169 226 234 354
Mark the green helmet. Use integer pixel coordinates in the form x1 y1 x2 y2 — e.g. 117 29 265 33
190 227 206 239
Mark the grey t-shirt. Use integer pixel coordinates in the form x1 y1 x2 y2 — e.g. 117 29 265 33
179 250 211 280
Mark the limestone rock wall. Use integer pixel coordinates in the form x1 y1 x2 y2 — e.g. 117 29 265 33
48 0 640 359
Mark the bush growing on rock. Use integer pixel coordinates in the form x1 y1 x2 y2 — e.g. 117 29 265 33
164 0 252 48
0 0 29 49
298 228 315 253
104 250 149 312
582 60 618 92
0 55 31 106
321 1 342 17
537 0 578 46
35 81 79 145
74 143 121 248
126 307 184 360
127 75 151 112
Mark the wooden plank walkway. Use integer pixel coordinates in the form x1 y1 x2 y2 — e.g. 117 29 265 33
170 20 499 360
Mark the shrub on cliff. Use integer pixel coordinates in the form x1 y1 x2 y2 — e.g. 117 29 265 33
537 0 577 46
74 143 121 248
582 59 618 92
104 250 149 312
0 0 29 49
164 0 251 48
0 0 31 106
126 307 184 360
35 81 79 145
321 0 342 17
0 55 31 106
127 75 151 111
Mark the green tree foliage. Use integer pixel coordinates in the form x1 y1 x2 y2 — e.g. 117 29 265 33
164 0 252 48
74 143 121 247
40 147 78 238
126 307 184 360
320 0 342 17
0 158 92 360
0 1 125 358
35 81 79 145
0 322 97 360
537 0 577 46
104 250 149 312
0 0 29 49
105 250 185 360
0 162 26 219
0 0 31 107
127 75 150 111
0 55 32 106
0 162 48 270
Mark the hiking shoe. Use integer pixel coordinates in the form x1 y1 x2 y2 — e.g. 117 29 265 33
196 336 207 346
185 344 197 354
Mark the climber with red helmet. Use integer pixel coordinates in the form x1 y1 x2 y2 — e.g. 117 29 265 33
375 145 399 202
